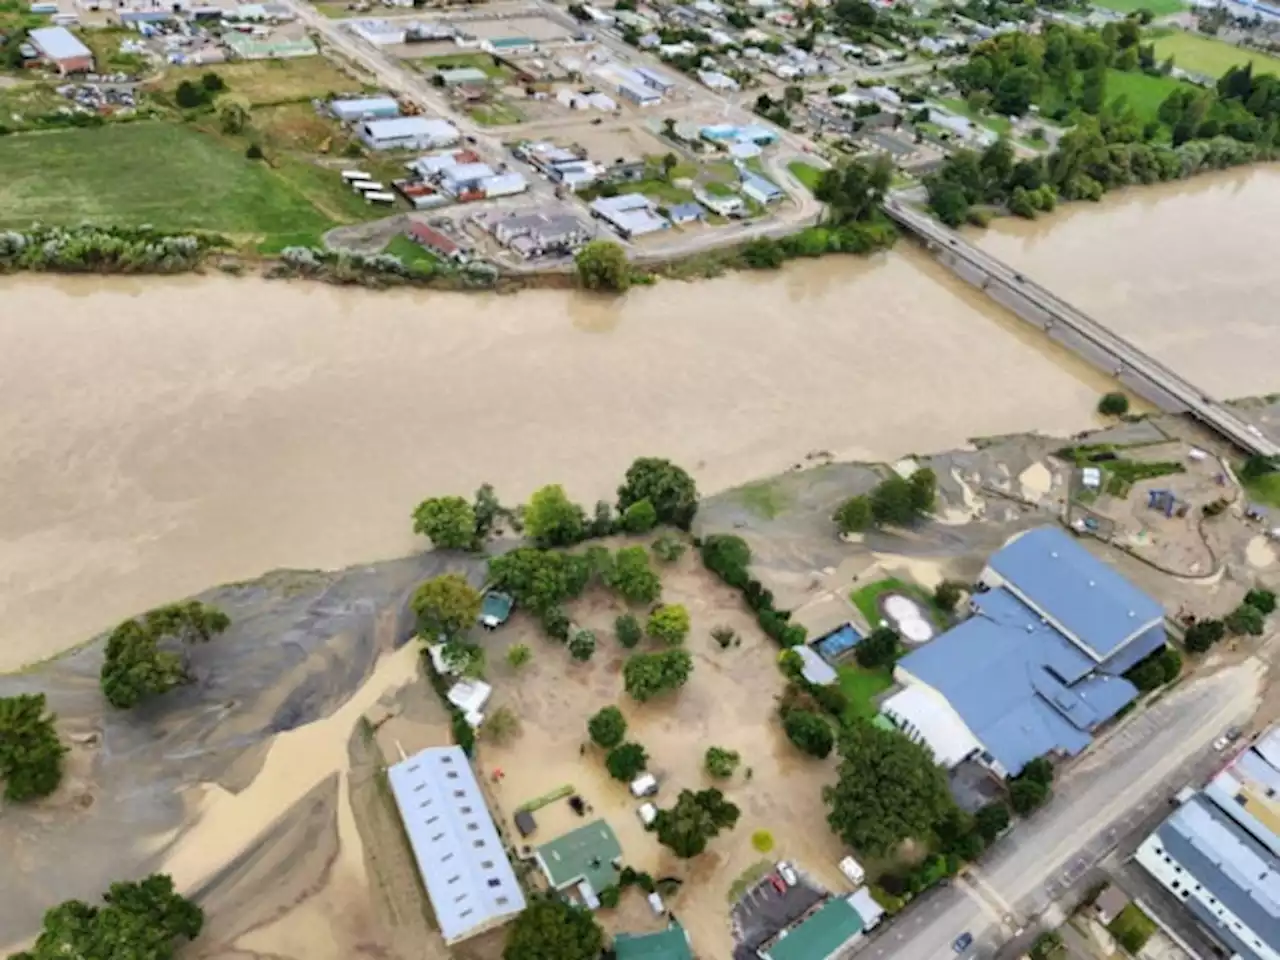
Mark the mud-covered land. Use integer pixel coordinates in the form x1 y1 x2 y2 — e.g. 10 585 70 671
3 411 1279 959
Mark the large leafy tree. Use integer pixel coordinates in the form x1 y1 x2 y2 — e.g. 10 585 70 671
144 601 230 645
783 709 834 759
12 873 203 960
623 649 693 702
100 619 188 710
605 741 648 781
488 548 590 613
411 496 477 550
605 546 661 605
617 458 699 530
824 722 957 856
412 573 482 641
587 705 627 748
0 693 67 802
523 485 587 548
503 895 604 960
653 787 741 858
574 239 631 293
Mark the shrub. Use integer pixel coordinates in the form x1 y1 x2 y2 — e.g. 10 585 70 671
588 705 627 748
1009 777 1049 814
974 802 1011 842
1226 602 1266 636
705 746 741 778
605 546 662 605
700 534 751 586
1109 904 1157 954
598 885 621 909
751 829 774 853
933 580 964 612
647 604 691 645
1098 392 1130 416
569 628 597 661
811 684 849 717
506 643 532 669
833 495 872 534
650 533 687 564
245 143 263 160
540 605 571 642
605 741 648 781
615 613 643 648
855 627 900 669
622 498 658 534
711 625 736 649
451 711 476 756
1244 588 1277 615
1184 618 1225 652
783 710 834 758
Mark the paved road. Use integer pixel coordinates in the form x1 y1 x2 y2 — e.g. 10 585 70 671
884 198 1280 459
859 660 1263 960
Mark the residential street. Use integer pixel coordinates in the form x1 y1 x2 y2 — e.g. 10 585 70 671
861 659 1265 960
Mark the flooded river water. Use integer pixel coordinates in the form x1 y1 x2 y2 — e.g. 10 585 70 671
2 167 1277 669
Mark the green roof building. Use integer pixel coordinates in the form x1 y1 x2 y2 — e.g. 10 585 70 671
614 923 693 960
762 897 864 960
534 819 622 902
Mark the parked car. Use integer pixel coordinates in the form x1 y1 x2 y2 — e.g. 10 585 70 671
953 932 974 953
1213 735 1231 751
768 874 786 894
629 773 658 797
777 861 797 887
636 802 657 827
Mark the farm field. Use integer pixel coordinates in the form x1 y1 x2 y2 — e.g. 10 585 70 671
1151 29 1280 79
0 122 334 240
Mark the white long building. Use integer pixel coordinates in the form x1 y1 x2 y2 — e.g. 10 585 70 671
1135 727 1280 960
386 746 526 943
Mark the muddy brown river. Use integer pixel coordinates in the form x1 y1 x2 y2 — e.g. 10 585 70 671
2 166 1277 670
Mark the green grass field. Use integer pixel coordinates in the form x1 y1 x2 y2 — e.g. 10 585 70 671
850 577 941 629
1104 68 1190 122
1093 0 1185 14
414 51 511 81
787 160 825 192
1151 30 1280 79
837 664 894 721
467 101 524 126
938 97 1012 135
0 123 334 240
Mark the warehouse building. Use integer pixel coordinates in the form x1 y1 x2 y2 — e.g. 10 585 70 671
385 746 525 944
360 116 459 151
883 527 1166 777
1135 727 1280 960
29 26 94 74
330 96 401 122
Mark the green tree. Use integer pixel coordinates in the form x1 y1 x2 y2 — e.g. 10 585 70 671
646 604 690 645
1098 391 1130 416
1020 756 1054 786
215 94 250 134
621 498 658 534
1184 618 1225 652
605 546 662 604
506 643 532 669
834 495 873 534
623 648 693 701
617 458 699 530
100 619 188 709
502 894 604 960
615 612 643 648
589 499 616 537
651 533 687 564
1244 587 1277 614
175 79 206 108
488 548 590 613
661 151 679 180
412 573 482 641
442 640 486 678
0 693 67 802
909 468 937 513
974 802 1011 842
473 482 504 540
699 533 751 585
824 721 957 856
144 601 230 645
588 705 627 748
784 709 834 758
1010 777 1050 814
481 705 521 745
540 605 571 642
653 787 741 857
201 70 226 92
15 874 204 960
605 741 648 781
870 475 919 526
704 746 741 778
1226 602 1265 636
568 628 597 662
933 580 964 612
524 484 586 548
855 626 900 669
575 239 631 292
412 495 477 549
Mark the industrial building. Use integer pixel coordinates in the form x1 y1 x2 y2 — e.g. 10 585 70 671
882 526 1166 777
359 116 460 151
28 26 94 74
330 96 401 122
1135 727 1280 960
385 746 525 944
347 18 406 45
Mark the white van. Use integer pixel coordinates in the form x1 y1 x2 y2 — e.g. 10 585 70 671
637 802 657 827
629 773 658 798
839 856 865 886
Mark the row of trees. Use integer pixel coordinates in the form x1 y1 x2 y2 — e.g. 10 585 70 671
834 468 937 534
100 601 231 709
0 225 214 275
700 534 808 647
1184 587 1276 652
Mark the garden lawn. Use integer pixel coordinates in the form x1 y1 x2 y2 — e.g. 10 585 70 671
414 51 511 81
938 97 1012 135
1244 471 1280 509
850 577 940 629
0 122 335 239
837 664 894 721
788 160 824 192
1093 0 1184 14
617 177 696 205
1151 30 1280 79
1105 68 1189 123
384 234 442 266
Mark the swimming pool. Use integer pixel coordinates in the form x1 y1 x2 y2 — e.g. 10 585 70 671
813 623 863 662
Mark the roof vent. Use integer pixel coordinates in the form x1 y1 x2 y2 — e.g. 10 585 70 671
1026 624 1035 633
1051 550 1059 558
1128 610 1136 618
1088 579 1096 587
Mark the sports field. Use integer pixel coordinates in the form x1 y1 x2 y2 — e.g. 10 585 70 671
0 122 334 239
1151 30 1280 79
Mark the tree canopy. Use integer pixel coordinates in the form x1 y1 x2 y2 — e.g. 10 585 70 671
605 546 662 605
523 484 587 548
623 648 693 701
854 627 900 669
704 746 741 779
646 604 690 645
621 498 658 534
411 496 477 550
12 874 203 960
783 709 835 759
574 239 631 292
0 693 67 802
653 787 741 857
502 895 604 960
100 612 201 711
614 613 643 649
833 495 872 534
605 741 648 781
824 722 956 856
699 533 751 587
617 458 699 530
488 548 590 614
412 573 482 641
568 628 597 662
588 705 627 748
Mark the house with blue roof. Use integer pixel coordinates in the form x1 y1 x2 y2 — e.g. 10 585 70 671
882 527 1166 777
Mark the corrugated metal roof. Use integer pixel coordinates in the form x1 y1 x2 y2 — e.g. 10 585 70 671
29 26 91 61
386 747 525 942
364 116 458 141
614 924 693 960
764 897 863 960
988 527 1164 659
536 819 621 891
1156 796 1279 957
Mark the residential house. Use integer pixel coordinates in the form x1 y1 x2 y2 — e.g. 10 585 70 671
534 819 623 908
407 222 464 262
667 202 703 224
759 893 883 960
385 747 525 943
697 69 739 91
491 209 590 258
28 26 93 74
590 193 669 238
740 173 783 204
360 116 460 151
1092 884 1131 926
615 922 694 960
883 526 1167 777
694 187 744 217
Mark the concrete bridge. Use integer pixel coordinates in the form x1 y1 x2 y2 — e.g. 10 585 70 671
884 198 1280 459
